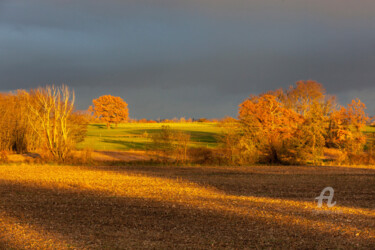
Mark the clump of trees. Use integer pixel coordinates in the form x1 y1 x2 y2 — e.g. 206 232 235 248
220 80 372 165
151 125 191 163
89 95 129 129
0 85 87 161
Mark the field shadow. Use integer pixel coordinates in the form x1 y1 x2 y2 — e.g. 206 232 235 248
101 139 153 150
90 124 107 129
0 180 372 249
94 150 154 162
85 165 375 210
186 131 218 144
126 129 219 144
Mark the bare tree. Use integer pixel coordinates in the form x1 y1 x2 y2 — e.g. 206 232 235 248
26 85 81 161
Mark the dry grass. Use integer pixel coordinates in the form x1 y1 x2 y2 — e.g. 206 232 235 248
0 164 374 249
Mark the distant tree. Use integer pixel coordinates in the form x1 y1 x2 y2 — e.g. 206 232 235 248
220 116 237 123
197 118 208 123
179 117 186 123
89 95 129 129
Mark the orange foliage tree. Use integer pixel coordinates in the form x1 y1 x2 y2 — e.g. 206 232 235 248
234 80 371 165
0 91 38 153
285 80 325 115
285 80 336 116
327 99 369 156
239 94 303 163
89 95 129 129
284 81 334 164
290 101 327 164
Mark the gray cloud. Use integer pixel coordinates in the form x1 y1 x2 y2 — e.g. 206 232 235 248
0 0 374 118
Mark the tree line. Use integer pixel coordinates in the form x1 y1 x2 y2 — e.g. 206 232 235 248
88 95 219 127
220 80 373 165
0 81 373 165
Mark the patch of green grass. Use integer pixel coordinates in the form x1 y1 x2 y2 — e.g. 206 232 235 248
78 124 375 151
77 123 222 151
364 125 375 133
364 126 375 145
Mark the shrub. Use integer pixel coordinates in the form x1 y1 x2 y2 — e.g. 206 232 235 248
188 147 214 164
151 125 191 163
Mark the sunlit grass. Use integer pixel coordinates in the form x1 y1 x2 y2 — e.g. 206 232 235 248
365 125 375 145
76 122 221 151
365 125 375 133
0 164 374 248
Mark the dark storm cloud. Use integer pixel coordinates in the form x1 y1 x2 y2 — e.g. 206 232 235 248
1 0 374 118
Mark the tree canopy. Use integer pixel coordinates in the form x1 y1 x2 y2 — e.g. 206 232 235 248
231 80 371 165
90 95 129 128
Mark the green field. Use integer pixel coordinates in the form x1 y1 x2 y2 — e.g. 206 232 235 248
365 125 375 145
77 123 375 151
364 125 375 134
77 123 222 151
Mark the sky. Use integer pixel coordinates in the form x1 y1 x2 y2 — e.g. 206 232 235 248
0 0 374 119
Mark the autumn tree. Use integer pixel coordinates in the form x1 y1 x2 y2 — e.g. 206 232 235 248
327 99 369 158
283 81 334 164
0 92 33 153
289 102 326 164
90 95 129 129
239 94 303 163
236 81 371 165
218 117 257 164
284 80 325 115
